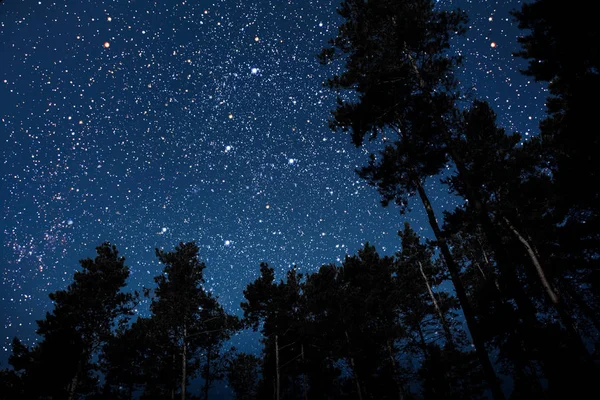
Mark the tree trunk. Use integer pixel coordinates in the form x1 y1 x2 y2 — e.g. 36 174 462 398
502 217 559 304
418 260 455 349
387 340 405 400
416 323 428 358
203 349 211 400
475 237 502 291
345 330 364 400
413 177 505 400
404 43 504 400
172 352 176 400
275 335 280 400
67 362 81 400
182 326 187 400
301 344 308 400
406 42 535 359
503 216 591 359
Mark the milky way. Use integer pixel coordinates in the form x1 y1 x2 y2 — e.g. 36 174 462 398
1 0 545 358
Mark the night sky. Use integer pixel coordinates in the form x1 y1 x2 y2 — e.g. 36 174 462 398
1 0 546 364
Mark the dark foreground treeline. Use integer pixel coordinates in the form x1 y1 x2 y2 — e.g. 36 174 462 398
2 0 600 398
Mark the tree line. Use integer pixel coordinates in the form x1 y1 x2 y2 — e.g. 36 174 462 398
2 0 599 398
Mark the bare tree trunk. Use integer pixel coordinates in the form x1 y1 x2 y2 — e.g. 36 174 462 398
182 326 187 400
414 177 504 400
203 349 211 400
418 260 455 349
301 344 308 400
416 323 428 358
474 260 487 279
171 352 176 400
345 330 364 400
503 217 559 304
477 237 491 267
387 340 405 400
67 363 80 400
503 216 591 359
275 335 280 400
404 45 504 400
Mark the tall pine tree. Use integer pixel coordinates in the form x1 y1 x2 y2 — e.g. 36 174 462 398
4 242 137 399
319 1 504 397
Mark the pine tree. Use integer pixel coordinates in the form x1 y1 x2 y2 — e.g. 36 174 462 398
100 317 168 399
319 2 504 397
513 0 600 220
242 263 309 399
225 352 261 400
445 98 598 397
513 0 600 342
147 241 239 400
3 243 137 399
303 244 408 399
397 223 486 399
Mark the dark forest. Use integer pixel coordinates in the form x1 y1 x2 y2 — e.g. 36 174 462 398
1 0 599 398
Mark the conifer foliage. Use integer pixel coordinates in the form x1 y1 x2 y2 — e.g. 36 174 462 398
1 0 599 398
2 243 137 399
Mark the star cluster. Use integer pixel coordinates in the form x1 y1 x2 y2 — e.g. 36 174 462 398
1 0 544 357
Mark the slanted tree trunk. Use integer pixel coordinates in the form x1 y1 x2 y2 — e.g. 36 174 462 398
387 340 405 400
345 330 364 400
418 260 455 349
171 352 176 400
413 176 505 400
301 344 308 400
203 347 212 400
474 237 502 291
503 216 591 360
275 335 280 400
67 360 81 400
502 217 559 304
410 43 545 357
182 325 187 400
416 323 428 358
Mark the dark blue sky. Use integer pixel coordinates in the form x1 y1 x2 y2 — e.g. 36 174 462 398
1 0 544 366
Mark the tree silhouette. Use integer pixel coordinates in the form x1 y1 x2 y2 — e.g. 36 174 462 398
146 241 240 400
241 263 309 399
3 243 137 399
444 99 599 397
319 1 505 397
513 0 600 212
225 352 261 400
513 0 600 328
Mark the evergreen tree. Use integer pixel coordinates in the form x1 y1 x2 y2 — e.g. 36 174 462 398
303 244 408 400
513 0 600 341
397 223 485 399
225 352 261 400
0 356 24 399
396 223 460 351
145 241 239 400
319 2 504 397
242 263 309 400
100 316 169 399
445 99 598 397
513 0 600 222
3 242 136 399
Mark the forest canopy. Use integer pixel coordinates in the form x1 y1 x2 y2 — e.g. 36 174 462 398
1 0 599 399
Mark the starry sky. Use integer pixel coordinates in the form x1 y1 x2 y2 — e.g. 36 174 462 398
1 0 546 363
